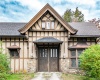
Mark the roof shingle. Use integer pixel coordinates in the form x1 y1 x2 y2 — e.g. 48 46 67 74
68 22 100 37
0 22 100 38
0 22 26 36
33 37 63 43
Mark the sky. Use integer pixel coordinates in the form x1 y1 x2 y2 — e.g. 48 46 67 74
0 0 100 22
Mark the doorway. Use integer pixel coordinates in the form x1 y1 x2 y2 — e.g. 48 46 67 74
38 47 59 72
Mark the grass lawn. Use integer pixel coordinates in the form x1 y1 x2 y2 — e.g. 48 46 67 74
61 74 85 80
61 74 99 80
7 73 34 80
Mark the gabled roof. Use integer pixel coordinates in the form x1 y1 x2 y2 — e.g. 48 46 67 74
69 22 100 37
33 37 63 43
19 3 77 34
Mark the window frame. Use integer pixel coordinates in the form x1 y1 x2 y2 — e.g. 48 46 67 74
41 21 46 29
9 49 20 58
70 49 84 68
77 38 87 42
51 21 55 29
46 21 51 29
42 20 55 29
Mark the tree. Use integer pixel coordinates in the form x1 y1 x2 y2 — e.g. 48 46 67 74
79 44 100 79
88 18 100 29
0 41 10 80
74 7 84 22
62 7 84 22
63 9 73 22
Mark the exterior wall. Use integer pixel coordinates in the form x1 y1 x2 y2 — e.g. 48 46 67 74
0 38 29 73
27 31 68 72
68 37 96 47
97 38 100 44
0 37 96 73
0 12 97 73
27 12 69 72
0 12 69 73
68 37 96 73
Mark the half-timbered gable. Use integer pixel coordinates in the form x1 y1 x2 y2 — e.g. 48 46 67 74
30 11 66 30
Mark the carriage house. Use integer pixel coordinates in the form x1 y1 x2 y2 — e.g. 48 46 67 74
0 4 100 73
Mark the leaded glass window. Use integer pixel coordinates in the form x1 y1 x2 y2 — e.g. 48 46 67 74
70 49 84 68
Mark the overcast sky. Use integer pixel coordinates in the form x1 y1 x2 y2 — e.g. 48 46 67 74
0 0 100 22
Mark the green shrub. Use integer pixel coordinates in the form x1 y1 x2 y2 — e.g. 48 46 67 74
0 42 10 80
79 44 100 79
0 54 9 73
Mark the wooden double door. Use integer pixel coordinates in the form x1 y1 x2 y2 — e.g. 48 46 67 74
38 47 59 72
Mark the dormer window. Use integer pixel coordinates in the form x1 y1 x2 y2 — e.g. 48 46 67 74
42 21 54 29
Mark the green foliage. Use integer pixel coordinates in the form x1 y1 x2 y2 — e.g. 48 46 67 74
0 41 10 80
79 44 100 79
0 54 9 73
7 73 34 80
63 7 84 22
74 7 84 22
63 9 73 22
0 73 9 80
83 77 99 80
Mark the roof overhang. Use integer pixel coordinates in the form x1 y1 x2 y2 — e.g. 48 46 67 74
70 35 100 38
33 37 63 44
19 3 77 34
7 45 20 49
68 42 89 49
0 35 27 38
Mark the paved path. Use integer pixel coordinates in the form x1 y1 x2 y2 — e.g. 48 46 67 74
31 72 62 80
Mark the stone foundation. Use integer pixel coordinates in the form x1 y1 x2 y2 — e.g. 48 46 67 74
60 59 84 75
27 58 37 73
27 58 83 74
60 59 69 72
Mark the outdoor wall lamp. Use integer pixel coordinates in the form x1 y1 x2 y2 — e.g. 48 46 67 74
30 53 34 59
63 53 66 59
30 53 37 59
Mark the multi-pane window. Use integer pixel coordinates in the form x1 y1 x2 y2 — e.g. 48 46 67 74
51 22 54 29
42 21 54 29
42 22 45 29
50 49 57 57
46 22 50 29
70 49 84 68
39 49 48 57
77 38 87 42
9 49 19 58
39 48 58 58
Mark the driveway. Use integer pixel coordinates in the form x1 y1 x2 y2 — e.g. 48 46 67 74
31 72 62 80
